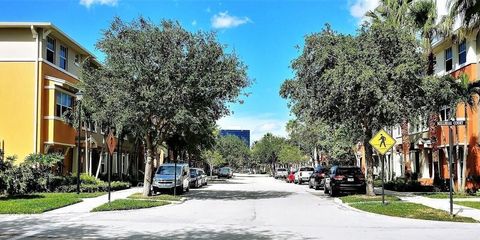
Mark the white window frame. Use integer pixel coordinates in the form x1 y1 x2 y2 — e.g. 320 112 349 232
55 91 73 118
445 47 453 72
458 41 467 66
46 36 56 64
59 45 68 70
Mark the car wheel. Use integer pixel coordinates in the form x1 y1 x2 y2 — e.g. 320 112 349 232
315 183 320 190
329 189 337 197
177 185 184 194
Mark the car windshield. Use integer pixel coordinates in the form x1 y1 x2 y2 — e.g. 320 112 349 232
190 169 197 176
300 167 314 172
337 168 362 175
220 168 230 173
156 166 182 175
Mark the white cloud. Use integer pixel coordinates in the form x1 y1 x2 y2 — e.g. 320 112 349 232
79 0 118 8
211 11 251 29
349 0 379 20
217 114 289 145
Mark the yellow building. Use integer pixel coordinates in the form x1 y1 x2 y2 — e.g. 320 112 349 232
0 22 95 173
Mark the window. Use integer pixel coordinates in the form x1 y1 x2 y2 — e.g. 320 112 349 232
55 92 73 117
445 47 453 72
59 45 68 70
440 107 451 121
459 41 466 65
46 37 55 64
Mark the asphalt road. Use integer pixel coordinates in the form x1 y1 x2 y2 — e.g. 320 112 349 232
1 174 480 240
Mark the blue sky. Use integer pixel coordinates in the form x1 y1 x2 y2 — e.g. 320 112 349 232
2 0 379 142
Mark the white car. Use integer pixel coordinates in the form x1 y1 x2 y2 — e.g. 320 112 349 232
275 168 288 179
294 167 314 185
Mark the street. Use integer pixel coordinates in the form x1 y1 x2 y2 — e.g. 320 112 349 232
1 174 479 240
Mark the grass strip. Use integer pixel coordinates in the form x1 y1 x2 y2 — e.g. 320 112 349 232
349 201 477 223
0 192 107 214
340 194 400 203
92 199 170 212
455 201 480 210
420 193 480 199
128 192 181 201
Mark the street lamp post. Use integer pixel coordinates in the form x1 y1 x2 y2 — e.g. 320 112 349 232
76 91 83 194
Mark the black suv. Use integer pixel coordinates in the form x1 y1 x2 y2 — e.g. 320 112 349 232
324 166 366 196
308 166 328 190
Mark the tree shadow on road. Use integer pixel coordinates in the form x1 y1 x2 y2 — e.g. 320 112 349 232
0 217 304 240
186 190 292 201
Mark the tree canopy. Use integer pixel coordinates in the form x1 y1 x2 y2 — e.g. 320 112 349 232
81 17 250 195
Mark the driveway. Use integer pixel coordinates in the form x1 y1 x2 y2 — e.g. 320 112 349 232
1 174 479 239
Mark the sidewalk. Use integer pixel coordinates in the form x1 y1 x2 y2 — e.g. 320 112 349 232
374 187 480 221
45 187 142 214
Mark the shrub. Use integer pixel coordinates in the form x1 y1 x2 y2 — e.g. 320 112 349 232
80 173 102 185
383 178 433 192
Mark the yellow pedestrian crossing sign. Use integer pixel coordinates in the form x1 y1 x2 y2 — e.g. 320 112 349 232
369 129 395 155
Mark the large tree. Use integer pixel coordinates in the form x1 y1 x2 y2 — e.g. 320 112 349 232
81 17 249 196
281 24 427 195
251 133 286 173
215 135 250 169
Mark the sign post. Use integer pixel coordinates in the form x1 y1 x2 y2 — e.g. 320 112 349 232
438 120 465 216
369 129 396 205
106 131 117 203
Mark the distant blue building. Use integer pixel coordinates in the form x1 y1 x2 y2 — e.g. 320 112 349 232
220 130 250 147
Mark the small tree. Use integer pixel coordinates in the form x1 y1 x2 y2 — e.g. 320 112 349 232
216 135 250 169
201 150 225 176
278 143 307 166
251 133 286 173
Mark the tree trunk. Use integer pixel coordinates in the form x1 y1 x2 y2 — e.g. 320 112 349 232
461 105 469 193
429 112 440 183
142 133 154 197
401 119 411 177
363 126 375 196
455 114 461 193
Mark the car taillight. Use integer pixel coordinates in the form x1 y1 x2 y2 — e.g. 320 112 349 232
320 173 325 177
334 175 345 180
357 175 365 181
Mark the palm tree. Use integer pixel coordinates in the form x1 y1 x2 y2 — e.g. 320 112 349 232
448 0 480 38
452 73 480 192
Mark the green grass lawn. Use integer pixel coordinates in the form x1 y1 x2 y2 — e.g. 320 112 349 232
349 201 477 223
0 192 105 214
340 194 401 203
92 199 170 212
420 193 480 199
455 201 480 210
128 192 182 201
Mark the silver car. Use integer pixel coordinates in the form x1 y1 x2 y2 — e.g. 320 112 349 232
152 163 190 194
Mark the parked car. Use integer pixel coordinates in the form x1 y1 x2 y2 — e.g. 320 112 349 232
218 167 233 178
275 168 288 179
308 166 329 190
190 168 208 188
294 166 314 184
286 170 296 183
324 166 366 196
152 163 190 194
